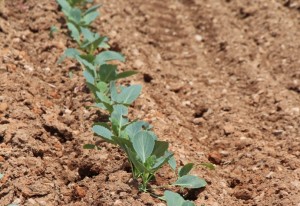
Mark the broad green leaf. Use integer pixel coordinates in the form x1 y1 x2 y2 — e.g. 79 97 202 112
116 70 138 80
112 135 131 150
126 145 149 173
57 48 80 64
168 155 177 170
80 54 95 63
81 27 94 41
82 11 99 25
75 55 95 71
99 64 117 82
57 0 71 14
152 151 173 171
113 104 128 116
95 51 125 65
69 8 82 24
173 175 207 189
110 105 129 135
132 131 155 163
125 121 150 140
94 103 106 110
116 85 142 105
178 163 194 177
164 191 185 206
92 124 113 141
83 69 94 84
96 91 111 104
152 141 169 158
96 81 108 93
67 22 80 43
109 81 118 102
182 201 195 206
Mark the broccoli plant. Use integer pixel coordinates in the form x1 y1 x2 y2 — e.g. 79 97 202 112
56 0 207 204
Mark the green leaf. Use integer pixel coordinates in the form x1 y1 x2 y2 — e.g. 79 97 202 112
152 151 173 171
96 91 111 104
57 0 71 14
96 81 108 93
126 145 149 173
99 64 117 82
81 27 94 41
125 121 150 140
178 163 194 177
92 124 113 141
69 8 82 24
82 11 99 25
67 22 80 43
132 131 155 163
152 141 169 158
95 51 125 65
110 105 129 135
116 70 138 80
83 144 96 149
173 175 207 189
168 155 177 170
116 85 142 105
83 69 94 84
164 191 195 206
57 48 80 64
109 81 118 102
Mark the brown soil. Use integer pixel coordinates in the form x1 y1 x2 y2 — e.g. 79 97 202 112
1 0 300 205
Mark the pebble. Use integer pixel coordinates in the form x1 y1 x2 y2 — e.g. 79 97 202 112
265 172 274 179
74 185 86 198
195 34 203 42
223 124 234 135
193 117 205 125
133 59 144 69
208 152 222 165
272 129 284 136
0 103 8 112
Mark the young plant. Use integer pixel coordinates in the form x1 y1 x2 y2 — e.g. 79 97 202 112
57 0 101 43
56 0 207 205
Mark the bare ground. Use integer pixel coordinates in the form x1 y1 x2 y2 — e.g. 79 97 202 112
0 0 300 205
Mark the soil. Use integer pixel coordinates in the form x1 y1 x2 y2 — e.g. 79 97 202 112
0 0 300 205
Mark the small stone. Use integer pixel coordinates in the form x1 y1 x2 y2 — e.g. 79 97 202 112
272 129 284 136
266 172 274 179
74 185 86 198
223 124 234 135
193 117 205 125
208 152 222 165
133 59 144 69
234 189 252 200
195 34 203 42
0 103 8 113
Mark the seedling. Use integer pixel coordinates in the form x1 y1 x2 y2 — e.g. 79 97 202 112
57 0 101 43
56 0 207 205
